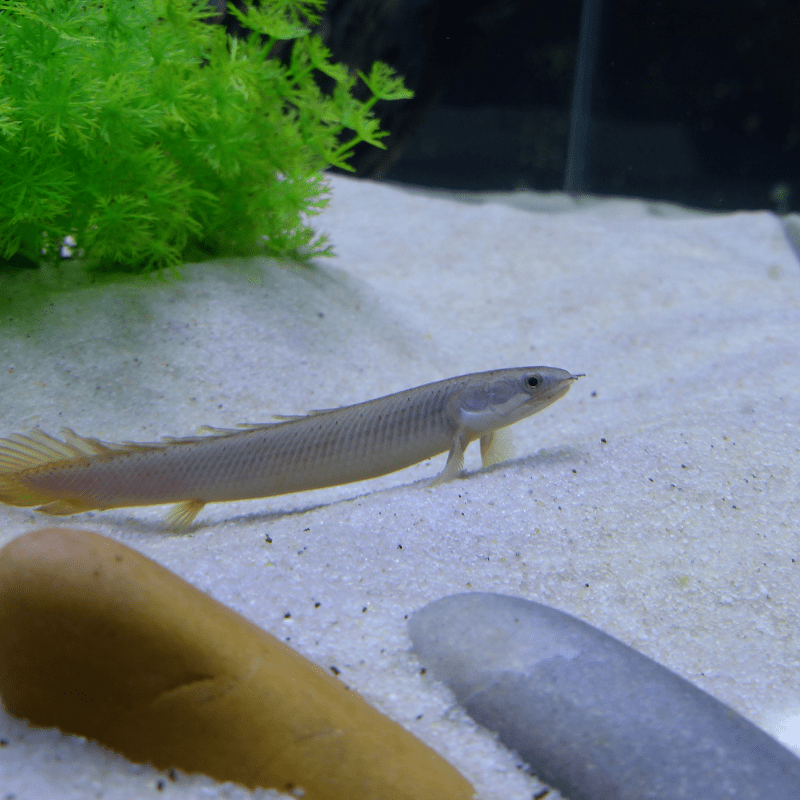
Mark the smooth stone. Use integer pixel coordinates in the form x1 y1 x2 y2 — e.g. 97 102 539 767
409 592 800 800
0 528 474 800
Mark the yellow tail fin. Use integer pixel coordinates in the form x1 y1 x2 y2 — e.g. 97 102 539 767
0 472 53 508
0 428 119 510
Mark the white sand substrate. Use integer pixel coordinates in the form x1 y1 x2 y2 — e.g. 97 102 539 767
0 175 799 799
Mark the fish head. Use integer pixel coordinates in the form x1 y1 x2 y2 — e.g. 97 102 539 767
452 367 581 435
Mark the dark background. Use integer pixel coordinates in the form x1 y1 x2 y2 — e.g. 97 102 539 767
224 0 800 212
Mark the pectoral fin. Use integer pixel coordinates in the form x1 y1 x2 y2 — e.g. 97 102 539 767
431 431 468 486
480 427 516 469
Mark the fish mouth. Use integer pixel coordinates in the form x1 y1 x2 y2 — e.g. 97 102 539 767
528 372 583 405
558 372 584 393
560 372 585 392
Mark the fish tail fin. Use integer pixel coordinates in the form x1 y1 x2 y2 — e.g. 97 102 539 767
0 427 121 511
36 499 98 516
0 471 54 508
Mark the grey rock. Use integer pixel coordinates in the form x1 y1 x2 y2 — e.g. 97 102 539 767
409 592 800 800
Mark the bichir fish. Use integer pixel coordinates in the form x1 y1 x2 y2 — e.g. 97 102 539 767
0 366 580 528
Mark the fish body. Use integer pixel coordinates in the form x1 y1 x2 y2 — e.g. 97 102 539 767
0 367 580 528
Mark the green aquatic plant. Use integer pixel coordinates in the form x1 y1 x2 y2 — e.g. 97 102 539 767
0 0 411 275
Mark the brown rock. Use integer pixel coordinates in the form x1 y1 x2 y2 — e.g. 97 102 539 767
0 528 474 800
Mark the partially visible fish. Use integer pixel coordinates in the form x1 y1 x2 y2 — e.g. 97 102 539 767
0 367 581 528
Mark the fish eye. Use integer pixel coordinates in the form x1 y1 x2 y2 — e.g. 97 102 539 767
526 375 540 388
